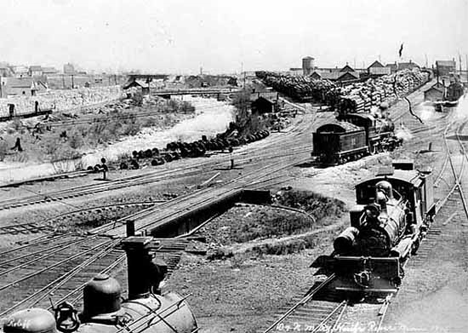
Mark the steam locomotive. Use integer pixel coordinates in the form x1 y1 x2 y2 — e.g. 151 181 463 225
312 160 435 294
2 237 198 333
312 112 402 165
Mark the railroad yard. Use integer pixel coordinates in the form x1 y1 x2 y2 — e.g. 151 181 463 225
0 72 466 332
0 2 467 333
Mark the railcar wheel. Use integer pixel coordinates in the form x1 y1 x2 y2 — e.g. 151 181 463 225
411 238 420 255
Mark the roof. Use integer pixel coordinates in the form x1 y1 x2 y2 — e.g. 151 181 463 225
368 60 384 69
252 96 277 105
29 66 42 71
340 65 355 72
303 56 315 60
337 72 359 81
385 63 397 69
7 77 33 88
42 67 57 73
312 70 341 80
424 86 444 94
436 60 455 67
432 82 446 88
398 62 420 70
316 121 362 133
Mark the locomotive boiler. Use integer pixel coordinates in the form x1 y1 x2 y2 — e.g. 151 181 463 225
313 161 435 294
2 237 198 333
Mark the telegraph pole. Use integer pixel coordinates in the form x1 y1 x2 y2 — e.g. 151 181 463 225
466 54 468 83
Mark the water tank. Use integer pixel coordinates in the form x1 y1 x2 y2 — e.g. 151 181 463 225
302 56 315 75
3 308 57 333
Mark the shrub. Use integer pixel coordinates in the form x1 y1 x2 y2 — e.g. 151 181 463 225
0 140 8 161
68 130 84 149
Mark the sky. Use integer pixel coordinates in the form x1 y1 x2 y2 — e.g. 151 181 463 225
0 0 467 74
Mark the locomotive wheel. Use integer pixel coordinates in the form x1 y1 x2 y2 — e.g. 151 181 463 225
411 238 420 255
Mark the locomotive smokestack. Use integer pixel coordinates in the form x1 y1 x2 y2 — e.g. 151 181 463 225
122 237 167 300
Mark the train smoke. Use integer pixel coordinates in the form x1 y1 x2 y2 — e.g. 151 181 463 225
415 101 437 122
450 93 468 122
394 123 413 142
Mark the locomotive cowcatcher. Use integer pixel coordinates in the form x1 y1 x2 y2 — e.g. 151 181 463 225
312 160 435 294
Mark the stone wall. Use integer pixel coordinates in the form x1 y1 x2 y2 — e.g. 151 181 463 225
0 85 123 117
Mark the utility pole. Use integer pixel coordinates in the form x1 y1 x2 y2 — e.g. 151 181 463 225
466 54 468 83
71 75 74 89
425 54 428 68
459 53 462 77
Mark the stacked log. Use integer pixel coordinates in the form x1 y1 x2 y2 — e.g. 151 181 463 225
255 71 338 103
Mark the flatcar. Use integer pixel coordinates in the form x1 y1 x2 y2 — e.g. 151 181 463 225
312 113 401 165
2 236 198 333
312 161 435 294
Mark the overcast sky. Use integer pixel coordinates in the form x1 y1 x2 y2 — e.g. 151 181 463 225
1 0 467 74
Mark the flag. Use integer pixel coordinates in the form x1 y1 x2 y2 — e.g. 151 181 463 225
399 43 404 58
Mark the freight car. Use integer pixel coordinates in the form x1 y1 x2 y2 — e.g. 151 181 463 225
312 113 401 165
312 161 435 294
2 237 198 333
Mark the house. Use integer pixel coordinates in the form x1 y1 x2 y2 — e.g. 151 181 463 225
446 82 464 101
368 60 391 76
0 66 12 77
12 65 29 78
398 61 420 71
42 67 58 76
435 60 456 76
424 86 444 102
385 63 398 74
251 96 277 114
289 68 303 76
123 78 150 95
29 66 43 77
1 77 48 97
63 63 76 75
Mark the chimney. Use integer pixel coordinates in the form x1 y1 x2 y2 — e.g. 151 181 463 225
122 237 168 300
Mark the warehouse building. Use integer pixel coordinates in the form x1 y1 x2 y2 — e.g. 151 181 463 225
435 60 456 76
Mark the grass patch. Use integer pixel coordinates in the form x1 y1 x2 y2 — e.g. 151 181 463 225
202 189 347 250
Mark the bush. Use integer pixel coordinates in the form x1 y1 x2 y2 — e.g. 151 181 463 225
68 130 84 149
0 140 8 161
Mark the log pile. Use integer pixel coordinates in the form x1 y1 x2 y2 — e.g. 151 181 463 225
256 69 428 112
335 69 429 114
255 71 339 103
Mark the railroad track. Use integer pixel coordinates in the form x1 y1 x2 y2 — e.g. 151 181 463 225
0 233 189 319
0 222 55 235
259 273 391 333
381 111 468 332
0 125 313 212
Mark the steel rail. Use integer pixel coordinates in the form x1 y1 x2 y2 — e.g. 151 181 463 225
262 273 336 333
